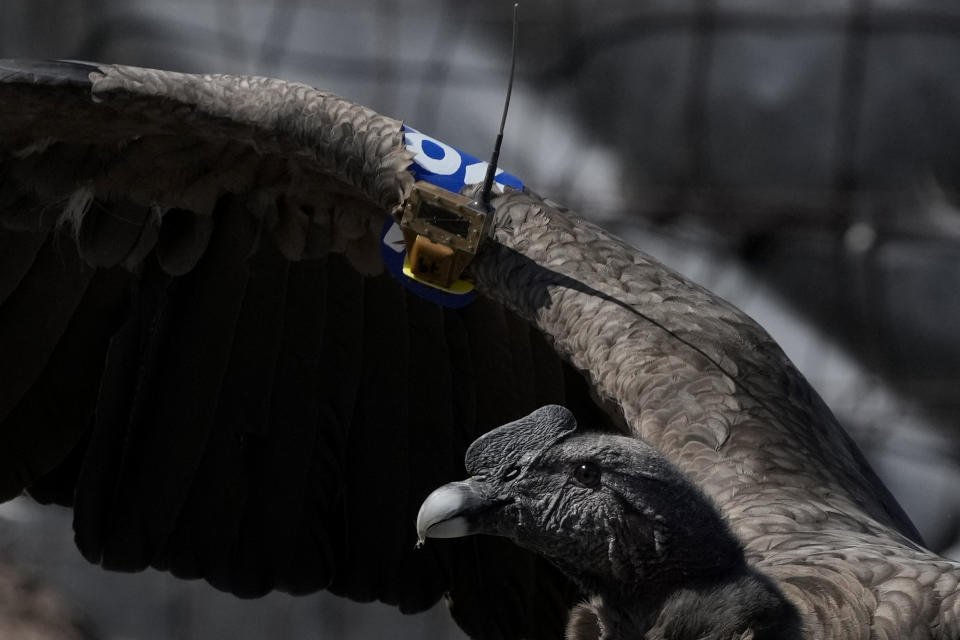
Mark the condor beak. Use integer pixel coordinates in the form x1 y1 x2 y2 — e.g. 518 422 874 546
416 479 492 545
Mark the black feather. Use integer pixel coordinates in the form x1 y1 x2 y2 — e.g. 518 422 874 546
395 292 455 613
0 231 93 437
76 202 250 572
1 264 130 500
0 227 48 306
333 272 409 603
220 233 292 597
73 259 173 566
303 253 367 592
0 59 98 88
255 256 331 595
78 199 150 268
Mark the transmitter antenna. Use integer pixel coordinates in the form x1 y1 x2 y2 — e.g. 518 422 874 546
396 4 523 296
478 3 519 211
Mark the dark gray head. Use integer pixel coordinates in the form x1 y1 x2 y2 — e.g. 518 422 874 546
417 405 744 595
418 406 800 639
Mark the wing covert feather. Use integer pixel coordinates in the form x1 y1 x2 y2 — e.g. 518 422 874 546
468 190 960 637
4 60 959 638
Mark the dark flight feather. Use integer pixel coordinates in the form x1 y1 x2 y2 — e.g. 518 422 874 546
0 59 957 639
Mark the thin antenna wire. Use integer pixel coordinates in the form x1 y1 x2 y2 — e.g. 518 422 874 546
479 3 519 211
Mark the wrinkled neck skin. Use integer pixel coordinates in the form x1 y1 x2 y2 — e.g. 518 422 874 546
564 560 802 640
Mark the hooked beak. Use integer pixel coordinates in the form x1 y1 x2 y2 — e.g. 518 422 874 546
416 479 495 545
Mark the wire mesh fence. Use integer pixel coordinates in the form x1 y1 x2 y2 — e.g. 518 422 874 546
2 1 959 637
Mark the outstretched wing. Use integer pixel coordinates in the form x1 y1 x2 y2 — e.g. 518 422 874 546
0 60 582 639
1 59 956 638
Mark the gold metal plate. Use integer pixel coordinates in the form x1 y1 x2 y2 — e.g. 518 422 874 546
398 181 490 289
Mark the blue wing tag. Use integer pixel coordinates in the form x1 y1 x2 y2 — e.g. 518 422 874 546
401 125 523 194
380 126 524 308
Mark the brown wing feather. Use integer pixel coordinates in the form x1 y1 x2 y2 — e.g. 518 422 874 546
0 60 580 638
3 58 959 638
470 190 960 637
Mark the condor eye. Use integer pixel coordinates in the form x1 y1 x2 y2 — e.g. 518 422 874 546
573 462 601 488
503 465 522 481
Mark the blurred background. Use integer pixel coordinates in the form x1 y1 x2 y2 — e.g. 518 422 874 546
2 0 959 638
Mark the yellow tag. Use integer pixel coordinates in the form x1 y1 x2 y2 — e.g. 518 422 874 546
402 256 475 295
